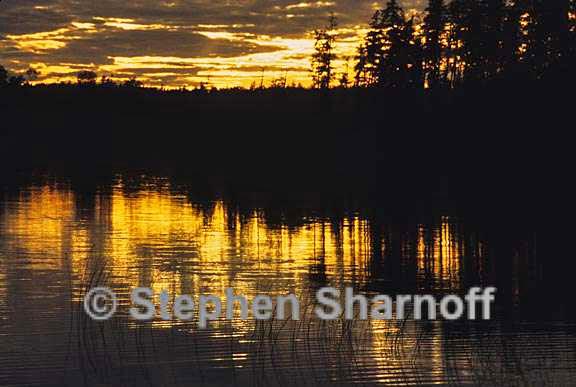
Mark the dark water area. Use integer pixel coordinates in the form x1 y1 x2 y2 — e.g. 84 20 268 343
0 88 574 386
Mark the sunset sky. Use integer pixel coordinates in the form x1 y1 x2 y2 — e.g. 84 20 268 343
0 0 423 88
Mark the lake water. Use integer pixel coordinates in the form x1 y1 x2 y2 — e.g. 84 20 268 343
0 174 574 386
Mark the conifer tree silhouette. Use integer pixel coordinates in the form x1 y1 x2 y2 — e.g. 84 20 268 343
481 0 507 79
423 0 447 88
311 14 338 89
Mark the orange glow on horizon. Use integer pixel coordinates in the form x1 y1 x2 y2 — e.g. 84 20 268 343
3 18 366 88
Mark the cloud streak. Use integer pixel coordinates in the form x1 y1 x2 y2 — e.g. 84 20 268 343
0 0 422 87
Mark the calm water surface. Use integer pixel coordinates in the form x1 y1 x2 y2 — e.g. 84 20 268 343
0 175 574 386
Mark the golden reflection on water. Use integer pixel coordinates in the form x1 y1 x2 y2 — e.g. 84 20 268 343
0 179 466 381
417 217 461 290
0 179 475 305
1 176 574 387
1 185 77 271
0 179 572 385
103 180 376 296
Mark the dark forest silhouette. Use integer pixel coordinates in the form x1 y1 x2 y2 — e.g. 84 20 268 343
314 0 575 89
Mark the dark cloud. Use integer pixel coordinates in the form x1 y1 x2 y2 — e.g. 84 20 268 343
0 0 422 84
0 1 71 34
1 0 422 35
51 29 280 65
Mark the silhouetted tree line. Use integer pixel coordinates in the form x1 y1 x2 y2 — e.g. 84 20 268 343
0 65 38 87
358 0 575 88
76 70 144 88
312 0 575 89
0 66 145 89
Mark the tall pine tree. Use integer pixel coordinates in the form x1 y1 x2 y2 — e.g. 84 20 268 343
355 10 386 86
311 14 338 89
423 0 447 88
481 0 507 79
